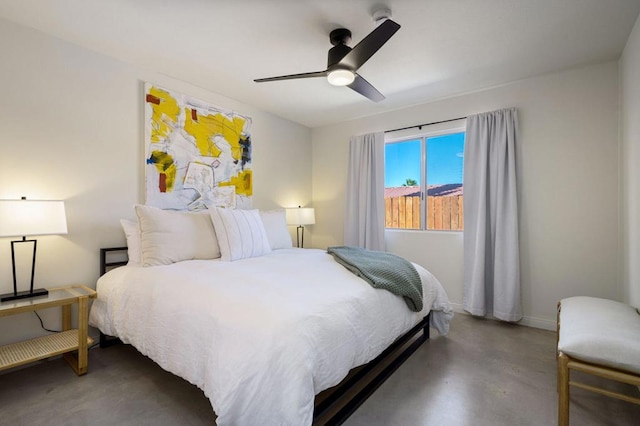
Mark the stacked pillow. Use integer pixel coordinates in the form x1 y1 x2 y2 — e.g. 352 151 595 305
259 209 294 250
122 205 293 266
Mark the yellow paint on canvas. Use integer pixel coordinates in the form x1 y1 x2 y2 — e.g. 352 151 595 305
183 109 222 157
149 150 177 191
147 87 180 144
184 109 246 160
220 169 252 196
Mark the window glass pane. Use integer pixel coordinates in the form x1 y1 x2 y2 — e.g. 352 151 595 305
426 132 464 230
384 139 422 229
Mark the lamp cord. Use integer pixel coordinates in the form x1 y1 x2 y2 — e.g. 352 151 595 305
32 311 100 350
33 311 61 333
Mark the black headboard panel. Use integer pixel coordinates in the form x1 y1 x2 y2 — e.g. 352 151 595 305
100 247 128 276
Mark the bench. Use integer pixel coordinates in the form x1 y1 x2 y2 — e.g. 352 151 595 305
557 296 640 425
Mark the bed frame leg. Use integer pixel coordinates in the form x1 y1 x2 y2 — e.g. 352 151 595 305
99 331 122 348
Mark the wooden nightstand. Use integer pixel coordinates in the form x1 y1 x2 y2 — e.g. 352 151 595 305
0 285 96 375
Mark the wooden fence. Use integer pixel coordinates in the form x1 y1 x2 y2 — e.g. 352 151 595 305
385 195 464 230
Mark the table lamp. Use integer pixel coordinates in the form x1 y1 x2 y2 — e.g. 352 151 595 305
286 206 315 248
0 197 68 302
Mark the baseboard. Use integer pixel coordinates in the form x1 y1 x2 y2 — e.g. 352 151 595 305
448 303 556 331
518 315 556 331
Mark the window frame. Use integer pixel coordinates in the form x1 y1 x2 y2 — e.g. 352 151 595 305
384 122 466 232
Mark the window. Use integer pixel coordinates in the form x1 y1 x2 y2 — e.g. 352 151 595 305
384 129 465 231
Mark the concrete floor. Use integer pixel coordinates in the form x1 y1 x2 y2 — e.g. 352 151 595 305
1 314 638 425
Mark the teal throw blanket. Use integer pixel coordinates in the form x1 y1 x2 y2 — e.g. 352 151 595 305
327 246 423 312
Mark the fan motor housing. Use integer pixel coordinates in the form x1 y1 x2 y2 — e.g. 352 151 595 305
328 44 352 68
328 28 353 68
329 28 352 46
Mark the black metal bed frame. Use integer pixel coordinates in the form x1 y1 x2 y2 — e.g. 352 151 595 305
100 247 128 276
98 247 127 348
314 313 430 424
98 247 431 425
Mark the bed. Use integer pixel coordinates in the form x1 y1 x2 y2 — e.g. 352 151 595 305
89 205 453 425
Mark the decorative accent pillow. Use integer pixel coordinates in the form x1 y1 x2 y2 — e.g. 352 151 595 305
135 204 221 266
259 209 293 250
120 219 141 266
209 207 272 261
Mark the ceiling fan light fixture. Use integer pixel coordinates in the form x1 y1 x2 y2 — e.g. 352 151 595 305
254 17 400 102
327 69 355 86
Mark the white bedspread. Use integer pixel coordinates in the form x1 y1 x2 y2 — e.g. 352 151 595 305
89 248 452 425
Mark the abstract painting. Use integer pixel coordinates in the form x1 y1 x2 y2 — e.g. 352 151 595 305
144 83 252 210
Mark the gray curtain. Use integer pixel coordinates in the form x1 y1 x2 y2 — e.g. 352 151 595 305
344 132 385 251
463 108 521 321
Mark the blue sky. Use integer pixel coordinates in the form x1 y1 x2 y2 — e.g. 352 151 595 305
384 132 465 187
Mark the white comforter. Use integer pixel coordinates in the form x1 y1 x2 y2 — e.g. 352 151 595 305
89 248 452 425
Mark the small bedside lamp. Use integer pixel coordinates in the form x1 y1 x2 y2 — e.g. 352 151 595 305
286 206 315 248
0 197 68 302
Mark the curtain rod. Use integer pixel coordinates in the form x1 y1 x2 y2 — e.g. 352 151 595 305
384 116 468 134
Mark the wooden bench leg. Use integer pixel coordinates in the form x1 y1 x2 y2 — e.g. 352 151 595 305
558 352 570 426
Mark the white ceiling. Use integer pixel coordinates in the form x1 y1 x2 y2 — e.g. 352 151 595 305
1 0 639 128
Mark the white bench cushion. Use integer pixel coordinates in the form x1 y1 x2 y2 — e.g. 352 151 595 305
558 296 640 375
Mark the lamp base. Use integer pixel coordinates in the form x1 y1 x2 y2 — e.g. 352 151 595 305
297 226 305 248
0 288 49 303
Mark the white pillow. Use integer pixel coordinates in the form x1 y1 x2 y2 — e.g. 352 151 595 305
209 207 272 261
135 204 221 266
259 209 293 250
120 219 141 266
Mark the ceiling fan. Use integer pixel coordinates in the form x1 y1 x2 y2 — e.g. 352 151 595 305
254 16 401 102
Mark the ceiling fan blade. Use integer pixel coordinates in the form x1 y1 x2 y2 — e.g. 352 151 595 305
348 74 385 102
254 70 327 83
338 19 400 71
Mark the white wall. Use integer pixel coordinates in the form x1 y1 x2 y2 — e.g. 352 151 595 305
312 61 620 329
0 18 312 345
621 14 640 308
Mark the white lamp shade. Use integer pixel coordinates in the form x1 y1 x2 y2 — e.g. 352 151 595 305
286 207 315 226
0 199 68 237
